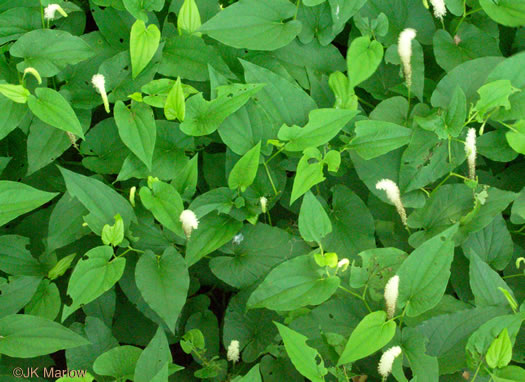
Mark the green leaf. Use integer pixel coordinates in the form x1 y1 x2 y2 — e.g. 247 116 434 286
228 142 261 192
185 213 243 267
210 224 309 289
494 366 525 382
397 224 458 317
0 314 89 358
27 88 84 139
101 214 125 247
48 253 77 281
506 120 525 155
178 0 202 35
278 108 359 152
479 0 525 27
486 328 513 369
473 79 519 120
290 149 325 205
349 120 412 160
114 101 156 171
347 36 383 88
0 83 30 104
0 276 42 318
0 181 58 228
199 0 302 51
164 77 185 121
446 86 467 137
274 323 327 382
139 180 184 237
134 326 172 382
298 191 332 244
9 29 94 77
232 364 262 382
59 166 136 235
62 246 126 321
135 248 189 333
247 254 340 311
469 252 515 308
0 235 45 276
24 279 61 321
93 345 143 380
180 84 264 136
337 311 397 365
130 20 161 79
401 328 439 382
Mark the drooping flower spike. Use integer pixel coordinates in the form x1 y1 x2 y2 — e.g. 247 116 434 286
376 179 407 228
398 28 417 89
378 346 402 380
180 209 199 238
44 4 68 20
91 74 110 113
227 340 240 363
384 275 400 319
465 128 477 180
430 0 446 20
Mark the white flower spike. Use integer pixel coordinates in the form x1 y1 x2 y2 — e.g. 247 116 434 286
260 196 268 213
44 4 68 20
465 128 477 180
378 346 402 380
337 258 350 272
398 28 417 89
23 67 42 85
384 275 400 319
227 340 240 363
180 209 199 238
376 179 407 227
430 0 446 20
91 74 110 113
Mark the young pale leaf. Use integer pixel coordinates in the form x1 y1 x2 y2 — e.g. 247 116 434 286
290 149 326 205
228 142 261 192
93 345 143 381
62 246 126 321
177 0 201 35
347 36 384 88
247 255 340 311
28 88 84 138
397 224 458 317
114 101 156 171
135 248 189 333
473 80 519 120
101 214 125 247
278 109 359 152
164 77 185 121
0 83 30 104
134 326 172 382
349 120 412 160
0 314 89 358
486 328 513 369
275 323 327 382
337 311 397 365
0 181 58 228
298 191 332 244
130 20 161 79
199 0 302 51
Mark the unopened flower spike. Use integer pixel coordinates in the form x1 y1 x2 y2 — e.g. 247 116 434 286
465 128 477 180
337 258 350 272
91 73 110 113
376 179 407 228
398 28 417 89
384 275 399 319
23 67 42 85
44 4 68 20
430 0 446 20
227 340 240 363
180 209 199 239
378 346 402 380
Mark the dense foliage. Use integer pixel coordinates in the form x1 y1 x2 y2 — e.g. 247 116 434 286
0 0 525 381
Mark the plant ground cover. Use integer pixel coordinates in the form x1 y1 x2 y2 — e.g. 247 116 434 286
0 0 525 381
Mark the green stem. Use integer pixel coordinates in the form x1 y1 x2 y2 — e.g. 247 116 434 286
502 273 524 279
263 162 278 196
293 0 301 20
265 146 284 165
339 286 372 312
471 362 482 382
